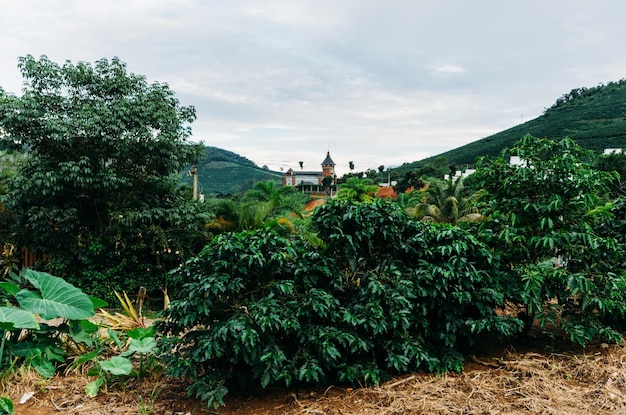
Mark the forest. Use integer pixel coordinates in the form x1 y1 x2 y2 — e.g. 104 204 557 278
0 56 626 412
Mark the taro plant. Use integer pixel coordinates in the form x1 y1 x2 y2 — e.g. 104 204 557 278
83 326 157 397
0 268 97 377
85 354 134 397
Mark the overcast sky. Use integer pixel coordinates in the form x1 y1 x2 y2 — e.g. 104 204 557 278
2 1 626 175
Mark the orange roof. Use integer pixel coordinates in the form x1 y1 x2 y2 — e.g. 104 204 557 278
376 186 397 198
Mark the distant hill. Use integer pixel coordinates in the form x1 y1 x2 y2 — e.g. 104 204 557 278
181 146 282 195
395 79 626 174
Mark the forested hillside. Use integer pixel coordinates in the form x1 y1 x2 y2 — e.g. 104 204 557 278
181 146 282 195
401 79 626 170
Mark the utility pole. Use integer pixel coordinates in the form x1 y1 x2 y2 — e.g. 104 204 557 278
190 164 198 200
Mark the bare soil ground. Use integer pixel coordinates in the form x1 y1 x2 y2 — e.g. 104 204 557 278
6 335 626 415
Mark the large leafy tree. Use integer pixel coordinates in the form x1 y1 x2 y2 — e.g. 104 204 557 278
0 55 207 297
473 135 626 344
0 149 25 242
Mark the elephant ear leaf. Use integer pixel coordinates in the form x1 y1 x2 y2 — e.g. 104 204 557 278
0 306 39 330
16 270 94 320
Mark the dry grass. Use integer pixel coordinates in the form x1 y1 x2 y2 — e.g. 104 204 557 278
285 345 626 415
5 342 626 414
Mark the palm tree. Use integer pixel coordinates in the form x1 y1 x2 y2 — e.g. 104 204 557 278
206 180 310 233
395 187 423 213
413 177 486 224
244 180 283 210
337 177 379 202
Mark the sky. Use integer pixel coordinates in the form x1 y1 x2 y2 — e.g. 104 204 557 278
2 1 626 176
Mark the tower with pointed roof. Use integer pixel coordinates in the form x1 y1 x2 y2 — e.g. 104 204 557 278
321 151 336 180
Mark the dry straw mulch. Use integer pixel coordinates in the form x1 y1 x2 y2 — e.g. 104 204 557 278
276 345 626 415
6 343 626 414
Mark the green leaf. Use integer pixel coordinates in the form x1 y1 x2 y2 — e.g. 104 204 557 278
16 269 94 320
70 350 99 370
0 282 20 297
0 307 39 330
0 396 13 414
128 337 156 355
99 356 133 376
127 326 156 340
89 296 108 309
85 378 104 397
31 356 55 379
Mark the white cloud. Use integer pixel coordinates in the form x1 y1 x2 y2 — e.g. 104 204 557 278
431 65 466 75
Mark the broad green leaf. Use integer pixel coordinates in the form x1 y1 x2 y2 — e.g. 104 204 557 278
128 337 156 355
127 326 157 340
69 320 99 346
16 270 94 320
0 307 39 330
85 378 104 397
0 396 13 414
99 356 133 376
31 356 55 379
0 282 20 297
89 296 108 309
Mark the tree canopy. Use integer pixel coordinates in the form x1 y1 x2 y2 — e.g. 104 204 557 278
0 55 207 297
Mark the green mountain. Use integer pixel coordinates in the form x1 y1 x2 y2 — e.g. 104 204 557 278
181 146 282 195
398 79 626 173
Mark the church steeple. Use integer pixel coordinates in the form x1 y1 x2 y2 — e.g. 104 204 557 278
321 151 336 179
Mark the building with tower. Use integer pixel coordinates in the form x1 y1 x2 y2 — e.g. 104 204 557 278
282 151 337 193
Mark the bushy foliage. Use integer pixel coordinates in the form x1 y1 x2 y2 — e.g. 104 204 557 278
158 199 521 408
0 269 97 378
473 135 626 344
594 151 626 197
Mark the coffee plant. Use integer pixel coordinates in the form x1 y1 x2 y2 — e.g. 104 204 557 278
473 136 626 344
158 199 522 408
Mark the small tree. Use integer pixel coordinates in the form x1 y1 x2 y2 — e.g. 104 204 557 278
378 165 385 184
336 177 378 202
0 55 208 298
594 150 626 197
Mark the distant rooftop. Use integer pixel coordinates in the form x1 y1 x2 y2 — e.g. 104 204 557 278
321 151 335 166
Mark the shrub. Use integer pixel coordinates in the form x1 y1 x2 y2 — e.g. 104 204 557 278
473 136 626 344
158 199 521 408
